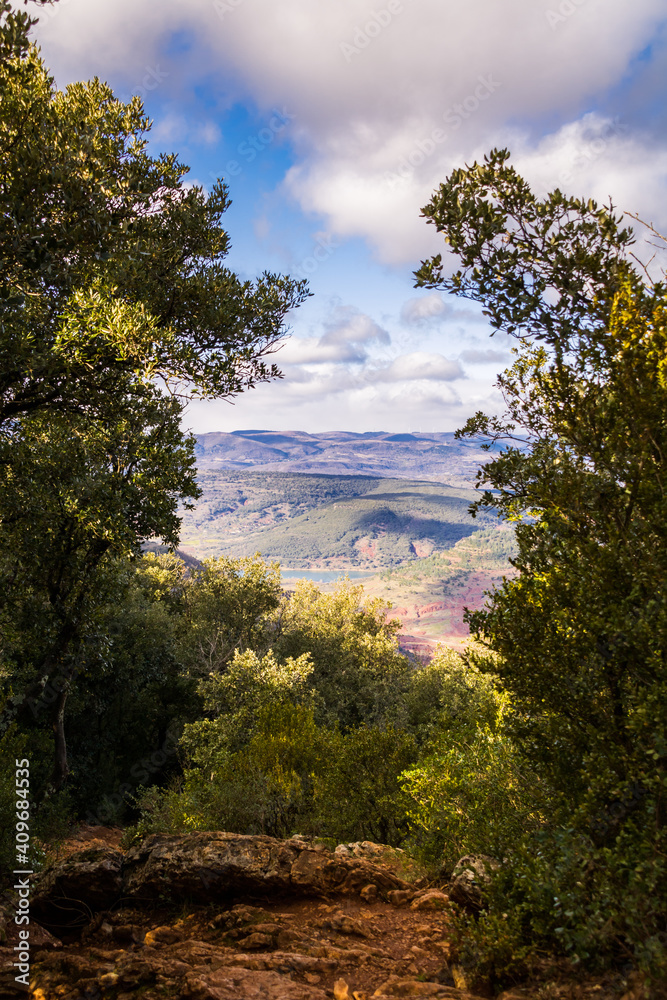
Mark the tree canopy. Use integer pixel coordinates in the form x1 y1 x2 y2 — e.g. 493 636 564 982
0 0 308 793
0 0 308 426
415 148 667 974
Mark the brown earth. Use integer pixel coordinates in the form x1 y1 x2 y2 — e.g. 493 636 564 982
0 828 652 1000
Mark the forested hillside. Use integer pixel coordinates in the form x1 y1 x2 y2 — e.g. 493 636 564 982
179 471 497 566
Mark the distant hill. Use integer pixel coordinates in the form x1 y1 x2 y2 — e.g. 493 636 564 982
178 470 496 567
193 430 495 487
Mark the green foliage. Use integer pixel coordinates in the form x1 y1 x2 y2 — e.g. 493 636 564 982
416 148 667 979
62 560 200 817
186 647 314 753
312 725 418 845
273 579 411 728
404 645 501 737
180 555 282 675
401 721 534 869
0 2 306 804
129 583 510 851
0 4 308 425
0 726 71 875
452 909 530 994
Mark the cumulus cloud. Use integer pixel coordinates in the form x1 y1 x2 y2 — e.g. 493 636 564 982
32 0 667 266
371 352 464 383
400 294 447 325
31 0 667 429
276 306 391 366
276 337 367 365
320 307 390 347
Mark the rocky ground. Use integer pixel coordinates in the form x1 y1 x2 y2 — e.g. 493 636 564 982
0 828 652 1000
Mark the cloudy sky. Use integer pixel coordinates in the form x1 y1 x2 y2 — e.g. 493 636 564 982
33 0 667 433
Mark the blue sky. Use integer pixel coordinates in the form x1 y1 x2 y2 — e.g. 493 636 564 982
34 0 667 433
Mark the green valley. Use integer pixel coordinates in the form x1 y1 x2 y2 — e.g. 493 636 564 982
178 470 498 568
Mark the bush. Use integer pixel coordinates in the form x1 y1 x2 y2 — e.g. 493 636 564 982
312 725 418 845
404 645 501 737
0 726 72 875
401 720 539 869
131 702 319 840
130 712 420 847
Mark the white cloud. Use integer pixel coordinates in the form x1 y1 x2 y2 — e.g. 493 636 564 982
320 306 390 347
400 294 447 325
276 306 391 365
33 0 667 266
371 352 464 383
276 337 366 365
30 0 667 430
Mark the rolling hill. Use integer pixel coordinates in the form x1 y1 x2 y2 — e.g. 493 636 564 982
174 431 517 651
178 471 497 567
193 430 494 487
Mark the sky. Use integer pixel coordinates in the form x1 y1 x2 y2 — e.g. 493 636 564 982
32 0 667 434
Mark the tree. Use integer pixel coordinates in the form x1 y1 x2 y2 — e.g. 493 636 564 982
0 1 308 427
0 391 199 790
273 579 410 728
0 0 308 797
415 148 667 970
180 555 283 677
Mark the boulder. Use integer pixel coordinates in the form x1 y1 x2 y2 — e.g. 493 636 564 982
410 890 449 911
30 831 413 931
31 846 123 931
448 855 498 912
387 889 414 907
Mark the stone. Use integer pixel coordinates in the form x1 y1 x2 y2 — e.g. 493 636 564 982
387 889 414 906
360 883 378 902
31 846 123 931
448 855 498 912
237 931 274 950
144 925 184 946
97 972 120 987
410 890 449 911
112 923 144 944
373 976 442 996
188 966 329 999
30 831 413 932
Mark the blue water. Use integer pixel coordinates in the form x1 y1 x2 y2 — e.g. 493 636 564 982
281 568 373 582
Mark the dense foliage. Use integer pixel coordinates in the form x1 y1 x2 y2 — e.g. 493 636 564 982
0 0 306 804
415 148 667 984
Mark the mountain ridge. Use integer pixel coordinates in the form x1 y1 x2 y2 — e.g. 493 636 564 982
193 429 494 487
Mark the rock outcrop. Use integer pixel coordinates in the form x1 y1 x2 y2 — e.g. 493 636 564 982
24 897 483 1000
447 856 498 913
30 832 414 933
